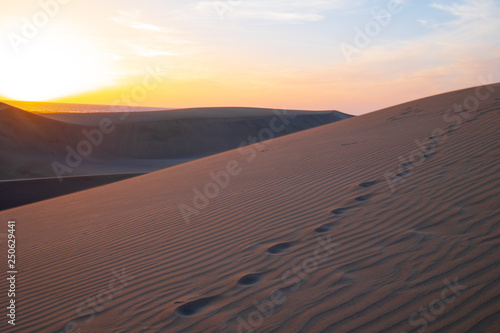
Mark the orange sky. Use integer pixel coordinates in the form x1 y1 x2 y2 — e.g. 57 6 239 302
0 0 499 115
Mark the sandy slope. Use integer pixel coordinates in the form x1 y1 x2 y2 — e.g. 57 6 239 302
0 105 349 180
1 84 499 333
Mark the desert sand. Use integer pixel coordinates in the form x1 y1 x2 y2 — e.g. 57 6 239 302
1 84 499 332
0 104 349 180
0 174 142 211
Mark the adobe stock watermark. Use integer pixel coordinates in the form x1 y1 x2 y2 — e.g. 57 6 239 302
237 236 340 333
385 74 496 193
402 277 467 333
177 109 297 224
7 0 72 54
57 268 135 333
340 0 403 63
212 0 242 20
51 65 165 182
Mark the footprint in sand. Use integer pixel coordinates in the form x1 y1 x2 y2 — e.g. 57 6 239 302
267 242 293 254
447 125 460 133
237 273 262 286
331 207 348 215
315 223 335 233
359 181 378 188
397 170 412 177
354 194 371 202
175 296 217 316
424 149 435 158
424 139 438 157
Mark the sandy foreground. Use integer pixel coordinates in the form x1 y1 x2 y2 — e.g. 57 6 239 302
1 84 500 332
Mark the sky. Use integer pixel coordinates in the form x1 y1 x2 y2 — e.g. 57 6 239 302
0 0 499 115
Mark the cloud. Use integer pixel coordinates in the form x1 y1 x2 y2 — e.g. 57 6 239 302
130 44 180 57
129 22 165 32
327 0 500 103
111 11 167 32
417 19 428 26
196 0 353 23
232 10 324 23
416 18 440 29
107 10 195 58
430 0 496 24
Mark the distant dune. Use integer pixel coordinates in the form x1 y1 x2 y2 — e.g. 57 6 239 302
0 104 351 180
1 84 499 332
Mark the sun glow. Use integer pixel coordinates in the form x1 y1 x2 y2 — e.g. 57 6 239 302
0 30 113 102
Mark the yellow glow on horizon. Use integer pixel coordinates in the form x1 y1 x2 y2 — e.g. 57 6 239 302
0 30 113 102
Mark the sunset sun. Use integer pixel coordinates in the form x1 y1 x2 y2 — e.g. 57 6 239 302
0 32 111 101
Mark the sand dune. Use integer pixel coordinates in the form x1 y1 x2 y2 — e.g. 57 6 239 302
0 173 142 211
34 107 349 125
0 104 349 180
1 84 499 332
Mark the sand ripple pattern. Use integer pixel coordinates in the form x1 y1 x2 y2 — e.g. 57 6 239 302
0 85 499 332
